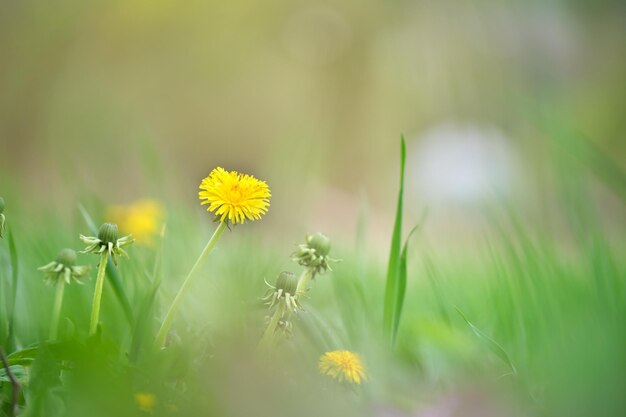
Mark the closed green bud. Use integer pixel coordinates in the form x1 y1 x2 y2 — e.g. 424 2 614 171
292 232 338 276
262 271 303 313
80 222 134 265
56 248 77 267
275 271 297 296
307 233 330 257
98 223 119 244
38 248 90 285
0 197 5 214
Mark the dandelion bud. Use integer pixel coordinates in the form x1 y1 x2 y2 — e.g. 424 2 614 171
308 232 330 256
98 222 119 244
275 271 297 296
0 197 5 214
39 248 90 285
292 232 338 276
81 222 134 266
262 271 303 314
56 248 77 267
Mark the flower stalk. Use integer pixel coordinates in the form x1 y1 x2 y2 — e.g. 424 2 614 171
89 252 108 335
49 279 66 341
38 248 90 340
259 271 302 350
295 268 315 295
82 223 133 335
155 221 227 348
259 303 286 350
155 167 269 348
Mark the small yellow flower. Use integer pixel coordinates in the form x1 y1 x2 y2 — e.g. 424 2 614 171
198 167 271 224
134 392 156 413
106 199 164 246
319 350 367 384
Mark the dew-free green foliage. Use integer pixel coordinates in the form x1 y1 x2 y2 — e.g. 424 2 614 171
382 136 413 348
0 134 625 417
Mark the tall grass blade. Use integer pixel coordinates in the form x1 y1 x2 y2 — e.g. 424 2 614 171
383 136 406 342
391 225 419 347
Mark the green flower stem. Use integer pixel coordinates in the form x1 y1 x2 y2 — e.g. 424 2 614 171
155 221 227 348
295 268 315 295
89 252 109 335
259 302 285 350
49 279 66 341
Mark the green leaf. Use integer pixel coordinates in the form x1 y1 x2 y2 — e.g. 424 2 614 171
78 204 134 325
21 344 64 416
7 346 39 367
0 365 27 384
391 225 419 347
456 307 517 376
383 136 406 342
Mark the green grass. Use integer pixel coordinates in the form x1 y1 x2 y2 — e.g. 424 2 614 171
1 136 625 417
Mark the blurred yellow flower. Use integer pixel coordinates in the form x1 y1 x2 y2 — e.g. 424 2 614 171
198 167 270 224
134 392 156 413
319 350 367 384
106 199 163 246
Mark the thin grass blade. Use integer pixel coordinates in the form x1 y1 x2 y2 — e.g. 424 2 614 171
391 225 420 346
383 136 406 341
456 307 517 376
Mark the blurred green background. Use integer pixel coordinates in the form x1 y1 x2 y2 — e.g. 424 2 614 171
1 0 625 245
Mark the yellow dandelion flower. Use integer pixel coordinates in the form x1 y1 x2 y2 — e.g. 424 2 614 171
134 392 156 413
198 167 271 224
106 199 164 246
319 350 367 384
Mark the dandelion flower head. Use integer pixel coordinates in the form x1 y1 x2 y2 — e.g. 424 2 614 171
107 199 164 246
198 167 270 224
134 392 156 413
319 350 367 384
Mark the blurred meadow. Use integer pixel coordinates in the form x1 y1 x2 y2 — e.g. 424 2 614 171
1 0 625 416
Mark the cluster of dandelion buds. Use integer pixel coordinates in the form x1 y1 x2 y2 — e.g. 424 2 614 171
261 233 338 344
38 248 90 285
292 232 339 277
80 223 134 265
